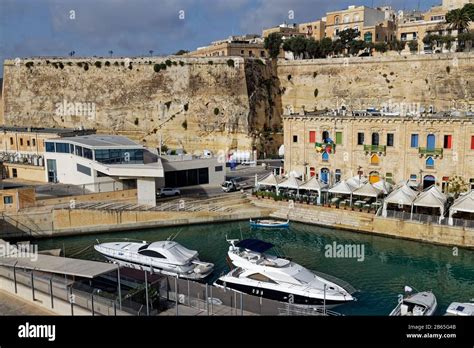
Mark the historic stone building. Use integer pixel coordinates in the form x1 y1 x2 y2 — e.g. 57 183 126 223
283 112 474 191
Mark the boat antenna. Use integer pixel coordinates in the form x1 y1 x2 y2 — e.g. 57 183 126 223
171 228 182 241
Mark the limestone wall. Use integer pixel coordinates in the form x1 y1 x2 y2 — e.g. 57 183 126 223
2 57 282 155
277 53 473 113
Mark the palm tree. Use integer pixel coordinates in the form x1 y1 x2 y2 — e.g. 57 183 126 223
149 50 154 56
108 50 113 57
69 51 75 57
446 8 471 33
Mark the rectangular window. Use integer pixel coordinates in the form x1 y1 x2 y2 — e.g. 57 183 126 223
385 173 393 184
32 139 36 147
336 132 342 145
20 138 23 146
69 144 74 153
410 134 419 148
55 143 69 153
293 135 298 143
410 174 417 181
215 166 223 172
12 168 17 178
357 132 364 145
10 137 13 145
45 142 56 152
470 178 474 190
3 196 13 204
83 148 93 159
387 133 394 147
75 146 83 157
309 131 316 143
443 135 452 149
471 136 474 150
77 164 91 176
27 140 30 146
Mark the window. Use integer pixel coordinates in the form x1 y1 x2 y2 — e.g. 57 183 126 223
336 132 342 145
322 152 329 162
335 169 341 183
55 143 69 153
32 139 36 147
322 131 330 142
470 178 474 190
357 132 364 145
427 134 436 150
215 166 223 172
10 137 13 145
138 249 166 258
260 51 265 57
411 134 419 148
344 15 349 23
385 173 393 184
471 136 474 150
410 174 417 181
364 32 373 42
45 142 56 152
335 16 340 25
370 154 380 166
69 144 74 153
443 135 452 149
3 196 13 204
77 164 92 176
75 146 83 157
426 157 435 169
372 133 379 146
248 273 277 284
387 133 394 147
12 168 17 178
293 135 298 143
354 14 360 22
309 167 316 177
27 140 30 146
20 138 23 146
83 148 93 159
309 131 316 143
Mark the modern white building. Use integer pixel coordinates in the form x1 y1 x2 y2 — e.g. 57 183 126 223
43 135 226 207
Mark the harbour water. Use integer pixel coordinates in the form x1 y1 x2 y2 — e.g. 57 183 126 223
36 221 474 316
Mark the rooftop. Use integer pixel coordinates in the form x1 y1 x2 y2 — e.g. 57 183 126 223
0 126 94 136
51 134 143 148
284 110 474 120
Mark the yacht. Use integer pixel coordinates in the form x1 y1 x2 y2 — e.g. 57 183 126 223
445 302 474 316
390 287 437 316
214 239 354 307
94 240 214 280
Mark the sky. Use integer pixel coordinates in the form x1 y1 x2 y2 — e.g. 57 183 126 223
0 0 440 74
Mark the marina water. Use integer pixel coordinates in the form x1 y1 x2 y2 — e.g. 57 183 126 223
36 222 474 316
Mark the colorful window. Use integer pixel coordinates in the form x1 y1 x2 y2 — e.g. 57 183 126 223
370 154 380 165
426 157 435 168
336 132 342 145
309 131 316 143
443 135 452 149
387 133 394 147
411 134 419 148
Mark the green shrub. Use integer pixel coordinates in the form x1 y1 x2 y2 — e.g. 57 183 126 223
165 59 172 67
83 63 89 71
153 64 161 72
179 61 185 67
105 61 110 67
95 61 102 68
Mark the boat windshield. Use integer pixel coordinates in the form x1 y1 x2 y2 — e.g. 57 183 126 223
138 244 150 252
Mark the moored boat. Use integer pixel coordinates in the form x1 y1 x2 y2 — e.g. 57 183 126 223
389 287 437 316
249 219 289 228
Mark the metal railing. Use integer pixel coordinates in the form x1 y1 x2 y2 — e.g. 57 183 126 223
418 147 443 156
364 144 387 154
381 209 474 229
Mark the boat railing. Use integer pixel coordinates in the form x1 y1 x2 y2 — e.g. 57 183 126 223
313 271 357 295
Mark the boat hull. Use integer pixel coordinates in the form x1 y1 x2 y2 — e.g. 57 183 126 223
214 278 350 308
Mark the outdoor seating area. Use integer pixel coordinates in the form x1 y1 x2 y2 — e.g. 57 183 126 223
255 173 474 227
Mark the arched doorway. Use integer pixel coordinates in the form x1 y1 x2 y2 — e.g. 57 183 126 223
369 171 381 184
423 175 436 189
320 168 330 184
322 131 330 143
427 134 435 150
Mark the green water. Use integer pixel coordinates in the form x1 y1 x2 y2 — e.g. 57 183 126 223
36 221 474 316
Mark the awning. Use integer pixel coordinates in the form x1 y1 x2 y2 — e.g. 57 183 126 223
329 180 354 195
236 239 274 253
373 180 393 195
353 182 382 198
449 191 474 224
347 176 368 190
413 186 447 216
0 253 118 279
300 176 329 192
278 175 302 189
257 173 281 187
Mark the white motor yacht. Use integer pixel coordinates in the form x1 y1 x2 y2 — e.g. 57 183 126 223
390 287 437 316
94 240 214 280
214 239 354 307
445 302 474 316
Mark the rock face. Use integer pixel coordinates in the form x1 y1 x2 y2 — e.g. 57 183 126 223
2 57 282 155
278 53 473 114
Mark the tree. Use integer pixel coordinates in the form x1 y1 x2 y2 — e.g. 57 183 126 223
389 39 406 54
108 50 113 57
446 7 471 32
408 40 418 52
320 37 333 57
332 39 344 55
423 34 441 50
264 33 283 59
338 28 360 50
447 176 469 198
374 42 388 53
457 30 474 51
174 49 189 55
348 40 366 55
149 50 154 56
282 36 307 59
69 51 75 57
441 35 455 51
305 38 321 58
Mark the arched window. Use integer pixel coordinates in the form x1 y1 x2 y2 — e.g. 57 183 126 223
371 154 380 165
354 14 360 22
344 14 350 23
372 132 380 146
320 168 330 184
322 131 330 143
426 157 435 168
335 16 340 25
369 171 380 184
335 169 342 183
322 152 329 162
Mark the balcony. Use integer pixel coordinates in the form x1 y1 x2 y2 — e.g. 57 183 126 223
315 142 336 154
364 145 386 154
418 147 443 157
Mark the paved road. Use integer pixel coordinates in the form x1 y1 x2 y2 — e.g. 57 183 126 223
0 290 54 315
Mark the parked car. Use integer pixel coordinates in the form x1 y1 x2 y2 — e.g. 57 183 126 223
157 188 181 197
221 181 239 193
